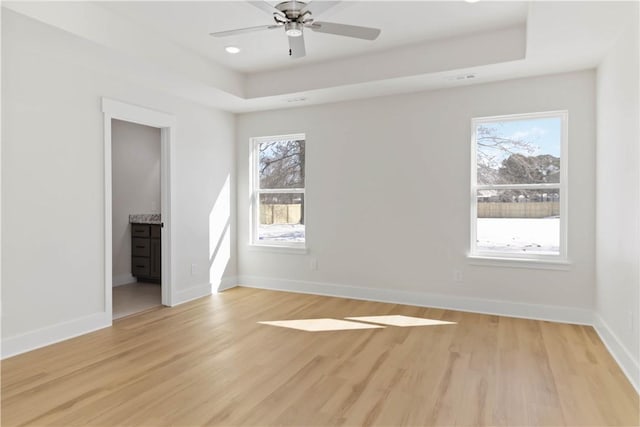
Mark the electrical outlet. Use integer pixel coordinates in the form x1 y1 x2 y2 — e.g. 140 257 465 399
309 257 318 271
191 263 197 276
453 270 463 283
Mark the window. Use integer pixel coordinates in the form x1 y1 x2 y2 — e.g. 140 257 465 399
251 134 306 248
470 111 567 261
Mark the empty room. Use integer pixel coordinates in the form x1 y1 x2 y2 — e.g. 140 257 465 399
1 1 639 426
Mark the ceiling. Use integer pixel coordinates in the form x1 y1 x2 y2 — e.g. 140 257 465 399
99 1 528 74
4 1 636 112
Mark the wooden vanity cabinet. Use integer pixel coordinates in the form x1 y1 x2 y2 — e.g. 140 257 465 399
131 223 161 283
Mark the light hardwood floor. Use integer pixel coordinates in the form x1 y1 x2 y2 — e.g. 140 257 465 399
2 287 638 426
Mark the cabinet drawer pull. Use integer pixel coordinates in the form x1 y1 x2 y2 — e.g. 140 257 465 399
136 245 145 248
136 265 145 268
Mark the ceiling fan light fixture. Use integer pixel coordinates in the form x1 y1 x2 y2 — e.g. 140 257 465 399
225 46 241 54
285 22 303 37
210 1 381 59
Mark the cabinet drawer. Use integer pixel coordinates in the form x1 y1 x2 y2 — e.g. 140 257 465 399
132 238 150 257
131 224 150 238
150 225 161 238
132 257 150 277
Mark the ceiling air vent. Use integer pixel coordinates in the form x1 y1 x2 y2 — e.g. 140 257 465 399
446 73 477 81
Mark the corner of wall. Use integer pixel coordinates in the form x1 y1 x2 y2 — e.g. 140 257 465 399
594 314 640 394
218 276 239 292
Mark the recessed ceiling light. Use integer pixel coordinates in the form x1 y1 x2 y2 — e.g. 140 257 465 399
225 46 241 54
465 0 480 3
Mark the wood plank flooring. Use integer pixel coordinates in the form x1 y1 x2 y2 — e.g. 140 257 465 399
2 287 638 426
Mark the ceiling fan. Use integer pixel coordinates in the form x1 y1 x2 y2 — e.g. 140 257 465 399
209 1 381 58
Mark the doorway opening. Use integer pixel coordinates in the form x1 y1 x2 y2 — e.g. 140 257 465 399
102 98 175 321
111 119 161 319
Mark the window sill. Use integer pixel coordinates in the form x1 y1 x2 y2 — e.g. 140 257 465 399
248 244 309 255
467 255 571 270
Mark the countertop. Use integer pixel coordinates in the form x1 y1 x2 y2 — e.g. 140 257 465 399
129 214 161 225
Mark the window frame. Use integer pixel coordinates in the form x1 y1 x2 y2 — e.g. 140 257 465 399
250 133 307 250
469 111 569 263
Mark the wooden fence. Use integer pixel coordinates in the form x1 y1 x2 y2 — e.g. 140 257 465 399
478 201 560 218
260 204 302 225
261 202 557 222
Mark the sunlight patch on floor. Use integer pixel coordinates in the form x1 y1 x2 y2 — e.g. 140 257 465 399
258 318 386 332
345 315 456 327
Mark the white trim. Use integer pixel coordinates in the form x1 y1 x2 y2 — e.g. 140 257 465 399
173 283 212 306
470 110 569 264
1 312 111 359
0 5 3 363
103 114 113 319
593 314 640 394
258 188 304 194
160 126 175 307
248 245 309 254
249 240 306 250
102 98 176 312
217 276 238 292
472 110 570 124
251 133 306 144
467 255 571 270
476 183 561 190
112 273 137 287
237 275 594 326
102 98 176 128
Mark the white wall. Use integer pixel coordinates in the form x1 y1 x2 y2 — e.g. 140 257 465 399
236 70 596 319
1 10 236 351
595 6 640 390
111 119 161 286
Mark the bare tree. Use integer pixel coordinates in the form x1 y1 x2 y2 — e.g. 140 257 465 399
259 140 306 223
260 140 305 188
476 125 537 185
476 125 560 202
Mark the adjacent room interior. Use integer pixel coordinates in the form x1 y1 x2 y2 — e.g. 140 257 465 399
1 1 639 426
111 119 163 319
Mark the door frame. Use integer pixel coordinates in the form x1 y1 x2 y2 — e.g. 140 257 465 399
102 98 176 318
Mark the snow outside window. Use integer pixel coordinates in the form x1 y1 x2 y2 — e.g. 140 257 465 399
470 112 568 261
251 134 306 248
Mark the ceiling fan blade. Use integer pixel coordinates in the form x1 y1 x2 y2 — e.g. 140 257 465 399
288 34 306 58
310 21 381 40
248 1 286 17
301 1 341 17
210 25 280 38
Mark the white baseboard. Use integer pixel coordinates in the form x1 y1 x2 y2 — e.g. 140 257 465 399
2 282 214 357
237 275 594 325
235 275 640 392
112 273 136 287
172 283 212 306
217 276 238 292
593 314 640 394
1 312 111 359
5 275 636 397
